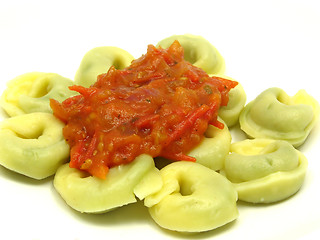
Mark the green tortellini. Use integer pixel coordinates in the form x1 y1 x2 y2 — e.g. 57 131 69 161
74 46 134 87
0 112 69 179
188 119 231 170
0 72 75 117
144 161 238 232
53 154 162 214
157 34 225 75
217 76 246 127
239 87 319 147
223 139 308 203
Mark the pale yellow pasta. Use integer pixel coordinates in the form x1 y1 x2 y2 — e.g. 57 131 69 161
53 154 162 214
188 118 231 170
144 161 238 232
0 112 69 179
134 167 163 200
217 78 246 127
157 34 225 75
239 87 319 147
74 46 134 87
0 72 75 117
222 139 308 203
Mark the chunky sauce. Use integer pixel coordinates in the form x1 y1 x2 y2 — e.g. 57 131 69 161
50 41 237 178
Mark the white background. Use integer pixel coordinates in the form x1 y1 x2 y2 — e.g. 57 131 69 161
0 0 320 239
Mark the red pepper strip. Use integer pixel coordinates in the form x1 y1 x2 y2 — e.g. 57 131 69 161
160 152 196 162
69 85 98 97
210 120 225 129
69 131 98 169
69 140 85 168
205 102 225 129
49 99 68 123
184 69 199 83
83 131 98 162
133 114 160 129
61 94 83 107
163 104 212 148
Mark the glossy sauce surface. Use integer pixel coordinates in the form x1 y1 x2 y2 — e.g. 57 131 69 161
50 41 237 178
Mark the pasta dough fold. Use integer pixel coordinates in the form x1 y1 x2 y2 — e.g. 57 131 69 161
74 46 134 87
239 87 319 147
0 72 75 117
53 154 162 213
157 34 225 75
0 112 69 179
217 77 246 127
144 161 238 232
222 139 308 203
187 119 231 170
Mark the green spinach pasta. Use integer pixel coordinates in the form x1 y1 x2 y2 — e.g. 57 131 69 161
188 118 231 170
217 76 246 127
74 46 134 87
239 87 319 147
0 72 75 117
157 34 225 75
53 154 162 213
0 112 69 179
222 139 308 203
0 34 318 235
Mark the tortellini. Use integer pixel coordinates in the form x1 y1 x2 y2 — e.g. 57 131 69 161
0 72 75 117
188 119 231 170
53 154 162 214
239 87 319 147
217 76 246 127
157 34 225 75
144 161 238 232
223 139 308 203
74 46 134 87
0 112 69 179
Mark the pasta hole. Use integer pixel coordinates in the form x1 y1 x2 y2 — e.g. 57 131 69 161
276 94 291 105
184 48 198 65
113 58 126 70
178 178 194 196
31 78 52 98
15 129 44 139
79 170 91 178
204 128 217 138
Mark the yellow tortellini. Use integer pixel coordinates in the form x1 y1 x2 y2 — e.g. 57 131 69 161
144 161 238 232
0 72 75 117
0 112 69 179
74 46 134 87
223 139 308 203
53 154 162 214
239 87 319 147
157 34 225 75
0 35 318 235
188 119 231 170
217 76 246 127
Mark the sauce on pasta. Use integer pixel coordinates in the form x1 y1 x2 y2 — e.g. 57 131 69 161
50 41 237 179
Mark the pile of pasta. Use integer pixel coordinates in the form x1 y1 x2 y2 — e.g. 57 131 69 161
0 34 319 233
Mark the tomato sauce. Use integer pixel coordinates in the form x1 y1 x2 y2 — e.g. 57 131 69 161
50 41 237 179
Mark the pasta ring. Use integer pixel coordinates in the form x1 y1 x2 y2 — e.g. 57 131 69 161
239 87 319 147
157 34 225 75
0 112 69 179
53 154 162 213
74 46 134 87
0 72 75 117
222 139 308 203
187 118 231 171
144 161 238 232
